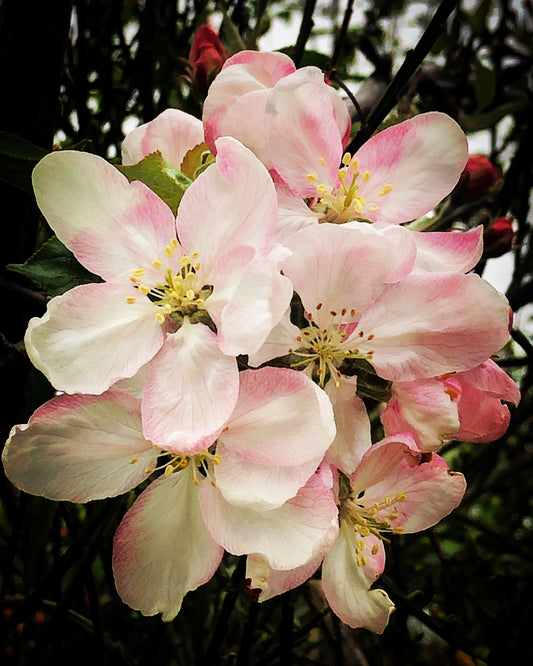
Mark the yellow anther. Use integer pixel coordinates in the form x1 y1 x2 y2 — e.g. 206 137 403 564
155 312 166 324
162 304 172 313
144 466 154 474
393 526 405 535
390 512 399 521
360 525 370 537
194 262 201 271
130 457 138 464
125 296 136 304
385 496 393 506
356 554 368 567
396 491 407 502
171 239 179 248
369 205 380 212
164 465 174 476
350 157 358 169
212 454 222 465
378 184 393 196
165 245 174 257
180 255 190 267
355 540 365 553
306 173 317 182
193 478 201 486
319 156 327 166
317 184 330 196
153 259 162 269
371 544 379 555
362 170 371 182
342 152 351 166
139 284 150 295
192 251 199 259
186 289 195 300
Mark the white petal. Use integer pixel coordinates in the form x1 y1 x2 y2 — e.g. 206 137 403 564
113 470 223 620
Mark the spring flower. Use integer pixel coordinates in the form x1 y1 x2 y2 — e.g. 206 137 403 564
264 67 467 228
189 24 228 97
246 434 466 632
455 154 501 201
27 137 292 451
203 51 351 168
3 366 338 620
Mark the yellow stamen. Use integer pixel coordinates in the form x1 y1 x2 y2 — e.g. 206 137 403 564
378 184 393 196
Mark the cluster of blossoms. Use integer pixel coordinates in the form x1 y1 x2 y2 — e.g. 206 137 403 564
2 45 520 633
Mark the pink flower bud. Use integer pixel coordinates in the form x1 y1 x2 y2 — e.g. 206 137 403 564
189 24 227 98
483 216 514 258
456 154 501 200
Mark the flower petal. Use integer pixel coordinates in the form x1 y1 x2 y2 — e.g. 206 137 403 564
410 226 483 274
2 391 157 502
245 553 322 602
222 367 335 466
322 521 393 633
25 282 165 394
113 469 223 620
354 112 468 224
121 108 204 167
32 151 178 282
141 321 239 453
200 468 338 570
354 273 511 380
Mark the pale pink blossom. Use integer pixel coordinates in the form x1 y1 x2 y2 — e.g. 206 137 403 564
3 366 337 620
27 137 292 451
246 434 466 633
250 223 511 386
203 51 350 168
264 70 467 229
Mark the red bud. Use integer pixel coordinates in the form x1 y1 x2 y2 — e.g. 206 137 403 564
456 154 501 201
483 216 514 258
189 24 227 98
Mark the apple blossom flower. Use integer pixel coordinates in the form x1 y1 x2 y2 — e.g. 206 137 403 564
380 360 520 450
246 434 466 633
3 366 338 621
250 223 511 388
454 154 501 201
27 136 292 451
264 68 468 228
203 51 351 168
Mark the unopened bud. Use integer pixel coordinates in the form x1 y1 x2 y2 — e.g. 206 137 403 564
483 216 514 259
455 154 501 201
189 24 227 98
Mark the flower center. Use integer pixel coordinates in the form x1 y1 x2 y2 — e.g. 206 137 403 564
126 239 213 326
341 489 408 567
289 303 375 387
306 153 392 224
133 448 221 486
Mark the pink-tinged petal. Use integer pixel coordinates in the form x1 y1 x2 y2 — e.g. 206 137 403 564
141 321 239 453
207 246 293 357
354 273 511 381
247 309 301 368
113 469 223 620
283 224 413 323
222 367 335 466
329 87 351 149
32 151 178 282
200 469 339 570
121 108 204 166
25 282 165 394
177 137 277 272
354 436 467 533
245 553 322 602
355 112 468 224
214 442 323 511
267 67 343 197
453 360 519 442
2 391 157 502
322 521 393 633
411 226 483 274
203 51 296 162
323 376 372 474
380 378 460 451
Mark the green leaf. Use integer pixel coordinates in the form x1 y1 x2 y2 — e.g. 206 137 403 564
0 131 49 192
7 235 101 297
473 60 496 110
116 151 192 215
